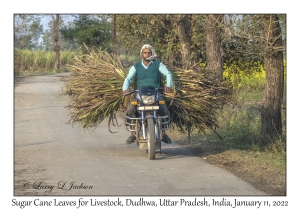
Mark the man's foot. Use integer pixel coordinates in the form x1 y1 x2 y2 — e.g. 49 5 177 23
126 135 136 144
161 133 172 144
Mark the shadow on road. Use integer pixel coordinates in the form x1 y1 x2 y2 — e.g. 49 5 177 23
153 146 203 160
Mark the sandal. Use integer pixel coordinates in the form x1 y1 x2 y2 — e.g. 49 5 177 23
161 133 172 144
126 135 136 144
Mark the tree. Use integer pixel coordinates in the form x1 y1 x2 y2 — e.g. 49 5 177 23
60 15 113 53
41 29 52 51
260 14 285 143
41 15 74 51
113 14 117 57
116 14 167 58
205 14 224 83
222 15 265 67
190 15 206 70
173 15 192 68
221 14 286 142
14 15 43 50
116 14 205 68
52 14 60 70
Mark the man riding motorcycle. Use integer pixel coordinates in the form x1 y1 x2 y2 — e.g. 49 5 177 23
122 44 173 144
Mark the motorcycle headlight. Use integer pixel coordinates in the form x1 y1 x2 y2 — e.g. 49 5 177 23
142 95 155 105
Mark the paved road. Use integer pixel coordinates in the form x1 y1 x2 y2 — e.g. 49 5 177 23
14 73 266 196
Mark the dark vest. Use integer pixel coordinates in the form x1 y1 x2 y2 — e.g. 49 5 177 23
134 60 161 89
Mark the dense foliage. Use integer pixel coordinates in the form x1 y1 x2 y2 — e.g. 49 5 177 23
116 14 206 68
14 15 44 50
60 15 113 52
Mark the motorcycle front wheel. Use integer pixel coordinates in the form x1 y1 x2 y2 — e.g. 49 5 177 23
147 118 155 160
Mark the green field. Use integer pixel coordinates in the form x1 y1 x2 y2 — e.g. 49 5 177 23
14 50 74 75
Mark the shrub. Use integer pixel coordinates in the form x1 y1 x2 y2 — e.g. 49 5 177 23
223 61 266 91
216 106 262 149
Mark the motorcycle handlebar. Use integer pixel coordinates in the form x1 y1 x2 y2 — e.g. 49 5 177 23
122 87 166 96
122 90 138 96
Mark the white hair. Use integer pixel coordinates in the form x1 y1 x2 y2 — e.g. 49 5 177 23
140 44 157 61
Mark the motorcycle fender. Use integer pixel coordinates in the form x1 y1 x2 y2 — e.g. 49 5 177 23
145 114 154 119
145 114 157 124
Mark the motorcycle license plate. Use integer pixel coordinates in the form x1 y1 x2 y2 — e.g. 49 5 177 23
138 106 159 111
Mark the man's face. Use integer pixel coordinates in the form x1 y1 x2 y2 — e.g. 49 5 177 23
141 48 152 61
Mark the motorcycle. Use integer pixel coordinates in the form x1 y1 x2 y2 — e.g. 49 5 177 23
122 86 170 160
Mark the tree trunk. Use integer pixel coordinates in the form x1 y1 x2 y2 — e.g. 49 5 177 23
113 14 117 58
174 15 192 69
261 14 284 143
205 14 224 83
52 14 60 70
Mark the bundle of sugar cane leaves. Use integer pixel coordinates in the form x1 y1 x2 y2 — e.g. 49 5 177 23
163 67 225 139
63 47 225 138
62 47 131 133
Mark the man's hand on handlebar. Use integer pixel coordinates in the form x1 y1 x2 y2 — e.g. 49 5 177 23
164 86 172 93
123 89 129 95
